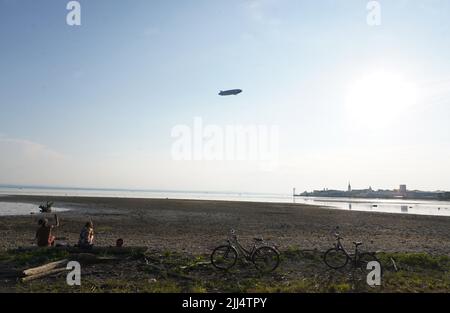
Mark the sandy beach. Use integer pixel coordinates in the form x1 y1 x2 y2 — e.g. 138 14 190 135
1 195 449 255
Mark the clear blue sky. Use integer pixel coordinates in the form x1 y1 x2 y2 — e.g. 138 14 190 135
1 0 450 193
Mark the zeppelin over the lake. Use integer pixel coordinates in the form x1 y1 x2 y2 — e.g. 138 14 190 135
218 89 243 96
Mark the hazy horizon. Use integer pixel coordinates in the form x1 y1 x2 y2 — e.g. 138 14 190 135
0 182 448 195
1 0 450 194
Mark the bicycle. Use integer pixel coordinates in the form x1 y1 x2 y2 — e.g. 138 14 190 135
323 230 381 274
211 229 280 273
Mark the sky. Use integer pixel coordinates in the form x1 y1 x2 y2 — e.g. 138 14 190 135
1 0 450 194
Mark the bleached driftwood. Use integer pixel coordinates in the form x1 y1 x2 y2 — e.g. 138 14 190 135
21 267 67 282
22 259 69 277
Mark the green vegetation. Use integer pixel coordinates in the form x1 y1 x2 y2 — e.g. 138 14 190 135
1 247 448 293
0 248 70 267
95 225 113 233
378 252 449 271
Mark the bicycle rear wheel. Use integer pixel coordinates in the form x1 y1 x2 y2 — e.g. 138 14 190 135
324 248 349 269
252 246 280 273
357 252 382 275
211 245 238 270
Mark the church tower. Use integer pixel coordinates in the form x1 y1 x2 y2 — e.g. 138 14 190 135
347 182 352 192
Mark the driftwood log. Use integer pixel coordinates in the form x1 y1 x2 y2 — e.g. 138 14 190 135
21 268 68 282
22 259 69 277
21 253 120 275
11 246 149 282
19 253 125 282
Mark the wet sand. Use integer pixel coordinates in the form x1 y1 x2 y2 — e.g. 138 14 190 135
0 195 449 255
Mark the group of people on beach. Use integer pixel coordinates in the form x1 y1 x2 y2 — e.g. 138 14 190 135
35 214 94 249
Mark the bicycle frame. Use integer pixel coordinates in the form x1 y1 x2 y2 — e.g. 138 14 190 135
334 237 362 266
227 235 257 261
211 229 280 273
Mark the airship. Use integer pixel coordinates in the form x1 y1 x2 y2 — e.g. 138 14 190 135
219 89 242 96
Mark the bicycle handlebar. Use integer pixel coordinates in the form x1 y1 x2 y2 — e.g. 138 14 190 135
229 229 237 240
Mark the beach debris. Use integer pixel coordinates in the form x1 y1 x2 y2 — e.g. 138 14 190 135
10 246 150 283
21 267 68 282
22 259 69 277
21 259 69 282
390 257 398 272
39 201 54 213
19 253 123 282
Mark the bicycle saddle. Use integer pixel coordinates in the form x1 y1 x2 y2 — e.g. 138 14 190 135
353 241 363 246
253 237 264 242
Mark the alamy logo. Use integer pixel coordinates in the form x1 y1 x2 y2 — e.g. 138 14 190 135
66 1 81 26
66 261 81 286
171 117 279 169
366 1 381 26
366 261 381 286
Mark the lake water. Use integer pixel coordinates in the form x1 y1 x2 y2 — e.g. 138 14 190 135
0 201 70 216
0 186 449 217
293 197 450 217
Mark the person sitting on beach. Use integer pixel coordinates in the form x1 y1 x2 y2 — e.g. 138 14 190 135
35 214 60 247
78 221 94 249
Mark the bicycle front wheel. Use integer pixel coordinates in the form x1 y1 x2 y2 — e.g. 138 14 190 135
211 245 238 270
324 248 349 269
252 246 280 273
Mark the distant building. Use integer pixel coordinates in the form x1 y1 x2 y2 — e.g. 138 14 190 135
399 184 407 196
347 182 351 192
438 192 450 200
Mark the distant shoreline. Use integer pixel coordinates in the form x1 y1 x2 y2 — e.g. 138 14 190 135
0 185 286 197
2 190 450 217
298 190 450 201
298 194 450 202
